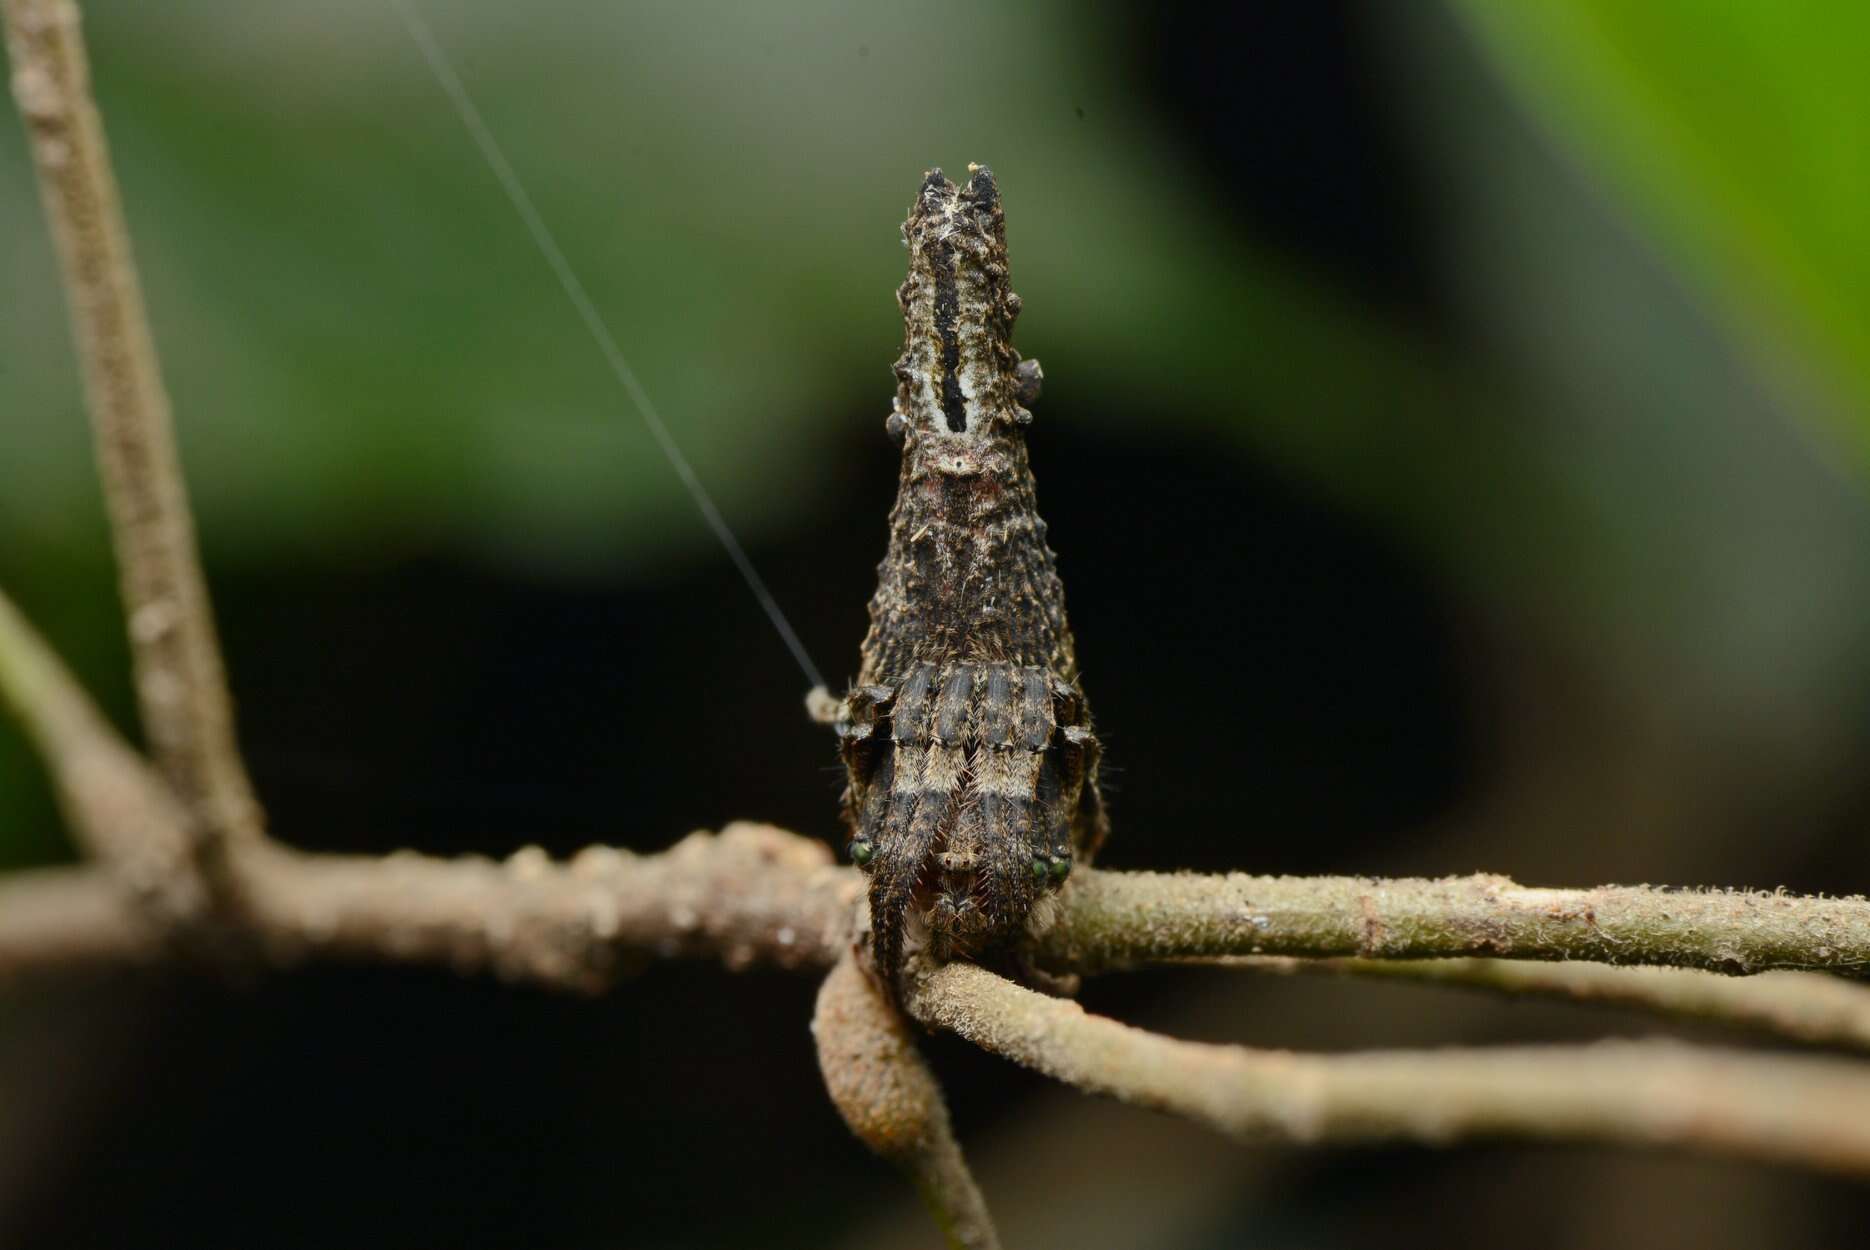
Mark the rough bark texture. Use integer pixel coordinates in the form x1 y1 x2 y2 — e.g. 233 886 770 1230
4 0 262 863
907 962 1870 1177
1039 868 1870 976
814 953 1000 1250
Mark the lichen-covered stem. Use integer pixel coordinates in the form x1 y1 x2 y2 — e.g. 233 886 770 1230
234 824 856 989
0 589 207 922
4 0 264 863
1039 868 1870 976
0 866 154 980
813 953 1001 1250
907 962 1870 1176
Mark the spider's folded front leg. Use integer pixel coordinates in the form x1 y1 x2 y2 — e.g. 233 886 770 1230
825 661 1103 994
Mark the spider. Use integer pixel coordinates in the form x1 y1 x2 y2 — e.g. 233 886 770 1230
814 165 1108 990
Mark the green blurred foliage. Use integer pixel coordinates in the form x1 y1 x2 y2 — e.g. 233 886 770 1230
1456 0 1870 467
1 0 1432 577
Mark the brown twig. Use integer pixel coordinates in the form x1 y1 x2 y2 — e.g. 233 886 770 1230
2 581 858 972
0 866 154 980
1217 956 1870 1052
12 821 1870 1009
1039 867 1870 976
905 962 1870 1177
4 0 263 858
814 952 1000 1250
233 826 855 990
0 590 207 922
0 825 855 989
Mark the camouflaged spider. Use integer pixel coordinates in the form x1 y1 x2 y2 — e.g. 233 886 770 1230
812 166 1108 992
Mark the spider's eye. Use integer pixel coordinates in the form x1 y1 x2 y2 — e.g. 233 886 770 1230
850 840 875 867
1049 855 1072 883
1029 856 1049 884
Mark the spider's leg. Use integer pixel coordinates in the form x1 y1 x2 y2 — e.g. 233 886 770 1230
971 666 1050 935
835 683 896 840
862 664 956 980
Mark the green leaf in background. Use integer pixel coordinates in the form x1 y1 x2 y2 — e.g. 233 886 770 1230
0 0 1441 578
1455 0 1870 470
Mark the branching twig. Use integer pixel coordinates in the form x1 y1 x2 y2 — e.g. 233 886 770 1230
0 826 856 989
4 0 263 859
905 962 1870 1177
814 952 1000 1250
12 820 1870 1009
1 585 857 973
1218 957 1870 1052
0 590 208 922
1039 868 1870 976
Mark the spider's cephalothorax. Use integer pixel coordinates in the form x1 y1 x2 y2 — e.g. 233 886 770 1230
826 165 1107 988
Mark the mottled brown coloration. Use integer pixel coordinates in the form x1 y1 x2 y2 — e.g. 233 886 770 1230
828 166 1107 989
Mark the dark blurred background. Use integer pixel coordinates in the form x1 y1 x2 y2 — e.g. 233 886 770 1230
4 2 1870 1246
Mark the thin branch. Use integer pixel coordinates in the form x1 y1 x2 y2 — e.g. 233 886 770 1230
0 576 860 977
0 866 153 980
1039 868 1870 976
0 589 209 922
814 952 1000 1250
1218 957 1870 1052
4 0 263 855
10 820 1870 1000
905 962 1870 1177
0 825 855 989
0 560 852 969
232 826 855 990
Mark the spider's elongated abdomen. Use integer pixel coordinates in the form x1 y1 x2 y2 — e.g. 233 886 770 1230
827 166 1107 985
